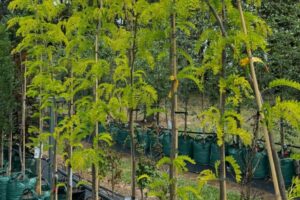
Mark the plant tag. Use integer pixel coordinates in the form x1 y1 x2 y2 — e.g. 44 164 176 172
168 120 172 129
34 147 40 158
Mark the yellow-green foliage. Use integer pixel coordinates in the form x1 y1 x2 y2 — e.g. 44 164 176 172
225 156 242 183
269 79 300 92
198 169 216 189
288 177 300 200
263 97 300 132
219 75 253 106
156 155 195 173
199 107 252 146
146 156 216 200
70 133 112 172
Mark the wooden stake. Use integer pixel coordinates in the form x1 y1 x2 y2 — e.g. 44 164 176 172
169 1 178 199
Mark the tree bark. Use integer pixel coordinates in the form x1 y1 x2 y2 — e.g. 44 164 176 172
21 53 27 177
0 130 3 168
36 105 43 195
51 101 58 200
219 49 227 200
237 1 285 199
219 2 227 199
127 1 138 199
280 118 284 157
8 112 13 176
67 69 74 200
184 99 188 136
169 1 178 199
92 1 102 198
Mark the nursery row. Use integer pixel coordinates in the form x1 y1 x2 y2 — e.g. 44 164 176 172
105 123 299 187
0 148 107 200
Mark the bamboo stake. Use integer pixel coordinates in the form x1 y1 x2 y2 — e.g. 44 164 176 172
169 0 178 199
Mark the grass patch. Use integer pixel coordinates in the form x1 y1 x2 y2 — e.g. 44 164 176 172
120 156 132 184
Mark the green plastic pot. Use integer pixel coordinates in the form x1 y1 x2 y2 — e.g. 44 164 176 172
0 176 10 200
280 158 295 186
227 146 246 173
6 174 27 200
57 194 66 200
137 129 148 151
39 191 50 200
147 129 159 154
116 129 129 146
25 158 36 177
193 139 211 165
110 125 120 143
252 151 269 179
178 136 193 157
161 131 171 157
21 189 40 200
12 154 21 172
98 124 106 133
209 143 220 167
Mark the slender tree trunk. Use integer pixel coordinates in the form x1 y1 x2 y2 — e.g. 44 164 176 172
52 139 58 200
0 130 3 168
237 1 285 199
156 101 160 126
67 142 73 200
127 2 138 198
184 99 188 136
140 188 144 200
129 34 137 200
92 1 102 197
8 112 13 176
36 142 42 195
36 56 43 195
236 106 241 145
129 108 136 199
165 99 168 127
219 49 227 200
169 1 178 199
21 54 27 177
219 2 227 199
36 105 43 195
201 91 204 111
51 101 58 200
67 69 74 200
202 12 228 200
280 118 284 157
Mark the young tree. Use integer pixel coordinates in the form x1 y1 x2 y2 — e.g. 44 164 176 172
237 1 287 199
0 23 17 175
195 1 274 199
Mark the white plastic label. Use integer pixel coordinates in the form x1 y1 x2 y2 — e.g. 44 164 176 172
34 147 40 158
168 119 172 129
